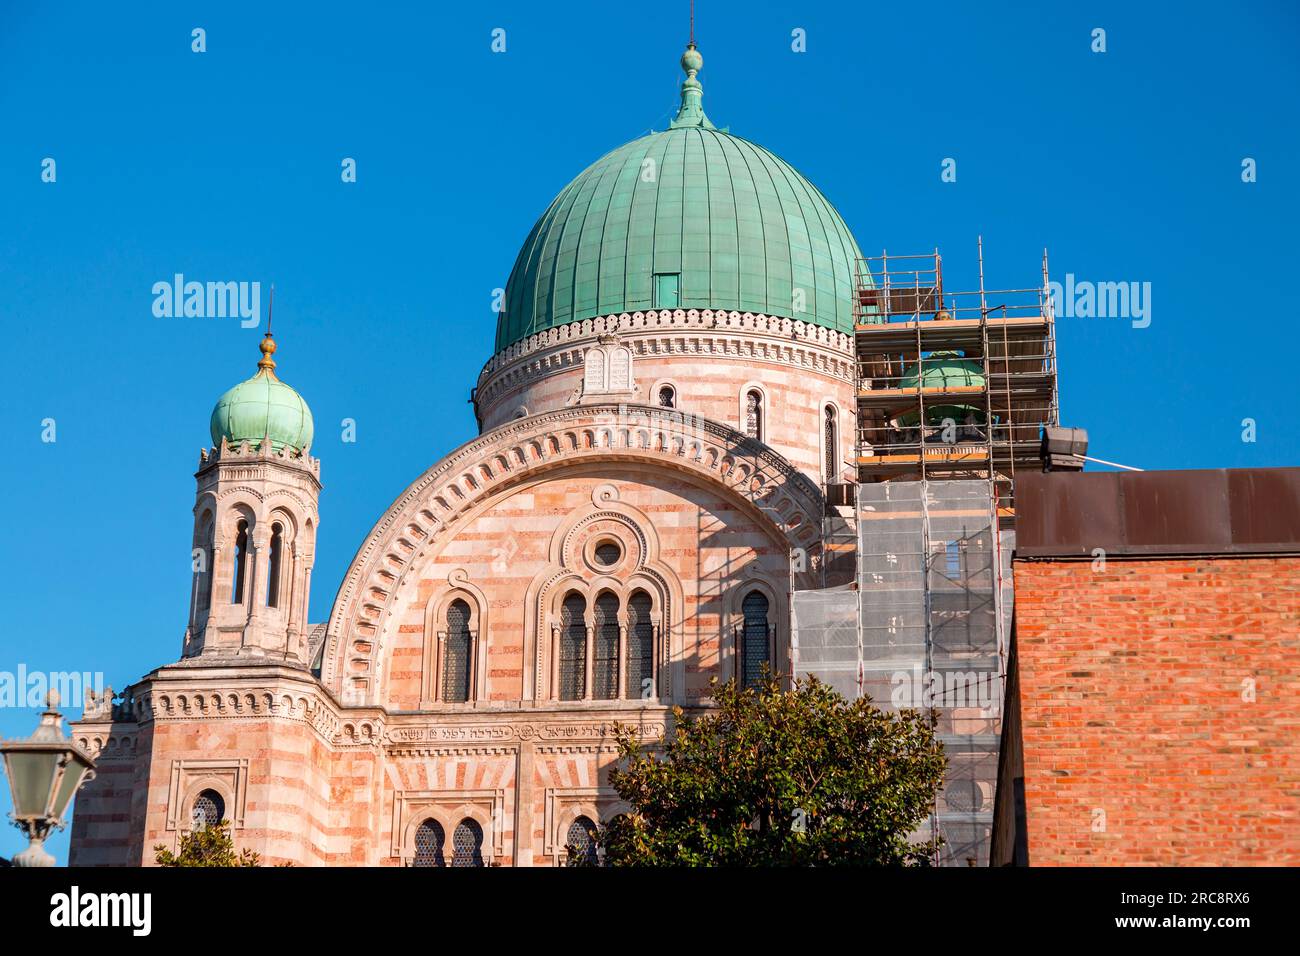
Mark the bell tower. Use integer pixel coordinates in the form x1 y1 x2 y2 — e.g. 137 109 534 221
184 332 320 662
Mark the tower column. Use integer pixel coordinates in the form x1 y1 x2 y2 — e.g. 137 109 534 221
243 526 272 655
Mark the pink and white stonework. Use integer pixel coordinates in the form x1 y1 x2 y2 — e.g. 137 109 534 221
67 310 852 866
68 39 869 865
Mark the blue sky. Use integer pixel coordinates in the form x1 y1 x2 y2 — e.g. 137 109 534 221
1 1 1296 862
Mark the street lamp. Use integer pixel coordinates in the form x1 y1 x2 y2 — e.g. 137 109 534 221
0 691 97 867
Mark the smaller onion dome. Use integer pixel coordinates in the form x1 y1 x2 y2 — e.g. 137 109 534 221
897 351 987 427
209 333 314 454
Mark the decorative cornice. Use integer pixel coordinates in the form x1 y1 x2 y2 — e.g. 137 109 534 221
198 435 321 481
475 310 855 411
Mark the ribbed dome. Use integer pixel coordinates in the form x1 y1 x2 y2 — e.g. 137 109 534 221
495 44 863 352
209 334 314 454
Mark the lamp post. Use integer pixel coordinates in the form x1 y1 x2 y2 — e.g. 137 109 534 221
0 690 97 867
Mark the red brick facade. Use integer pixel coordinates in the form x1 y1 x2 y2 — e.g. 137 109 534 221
1006 555 1300 865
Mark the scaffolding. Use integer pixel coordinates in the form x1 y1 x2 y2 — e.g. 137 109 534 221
853 243 1058 513
792 242 1057 865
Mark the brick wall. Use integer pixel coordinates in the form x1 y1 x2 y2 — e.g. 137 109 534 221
1007 555 1300 865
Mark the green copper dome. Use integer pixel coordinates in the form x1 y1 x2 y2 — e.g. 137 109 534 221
209 334 314 454
495 43 863 351
898 351 987 427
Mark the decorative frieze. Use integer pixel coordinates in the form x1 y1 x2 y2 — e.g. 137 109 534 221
475 309 855 413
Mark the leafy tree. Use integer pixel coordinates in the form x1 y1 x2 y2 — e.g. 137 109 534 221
597 674 945 866
154 820 262 867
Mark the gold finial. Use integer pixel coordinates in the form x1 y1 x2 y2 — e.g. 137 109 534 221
258 332 277 373
257 282 277 374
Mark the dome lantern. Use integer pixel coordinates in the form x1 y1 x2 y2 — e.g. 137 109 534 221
670 42 714 130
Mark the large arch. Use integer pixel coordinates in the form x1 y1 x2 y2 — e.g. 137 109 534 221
321 404 824 699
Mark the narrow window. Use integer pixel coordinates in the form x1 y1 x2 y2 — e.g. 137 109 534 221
191 789 225 830
744 389 763 440
741 591 770 688
266 522 284 608
627 591 655 699
414 819 446 867
442 599 473 702
559 593 587 700
196 514 214 612
654 273 680 308
824 406 838 481
566 815 599 866
945 541 961 576
593 593 620 700
231 520 249 604
452 819 485 867
658 384 676 408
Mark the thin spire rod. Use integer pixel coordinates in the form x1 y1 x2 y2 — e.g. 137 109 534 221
690 0 695 45
267 282 275 335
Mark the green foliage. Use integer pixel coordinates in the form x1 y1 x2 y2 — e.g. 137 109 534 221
154 820 262 868
597 674 946 866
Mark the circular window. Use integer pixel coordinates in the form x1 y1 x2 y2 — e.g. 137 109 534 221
944 779 984 813
593 540 622 567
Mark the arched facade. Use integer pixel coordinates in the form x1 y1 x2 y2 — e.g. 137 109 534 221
68 38 860 869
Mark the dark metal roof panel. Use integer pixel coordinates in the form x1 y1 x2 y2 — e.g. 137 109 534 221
1015 467 1300 557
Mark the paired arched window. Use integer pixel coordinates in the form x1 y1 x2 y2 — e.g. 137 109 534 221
413 819 446 867
231 520 249 604
566 815 599 865
451 819 485 867
824 405 838 482
740 591 771 688
559 594 588 701
441 599 474 703
191 789 225 830
557 589 658 700
266 522 284 608
744 389 764 440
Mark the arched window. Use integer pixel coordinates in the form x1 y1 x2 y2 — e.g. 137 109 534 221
823 405 838 481
196 513 214 612
627 591 655 700
451 819 485 867
191 789 224 830
266 522 284 608
442 599 473 702
559 593 587 700
593 593 620 700
658 385 676 408
231 520 249 604
740 591 771 688
744 389 763 440
413 819 446 867
566 815 599 866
